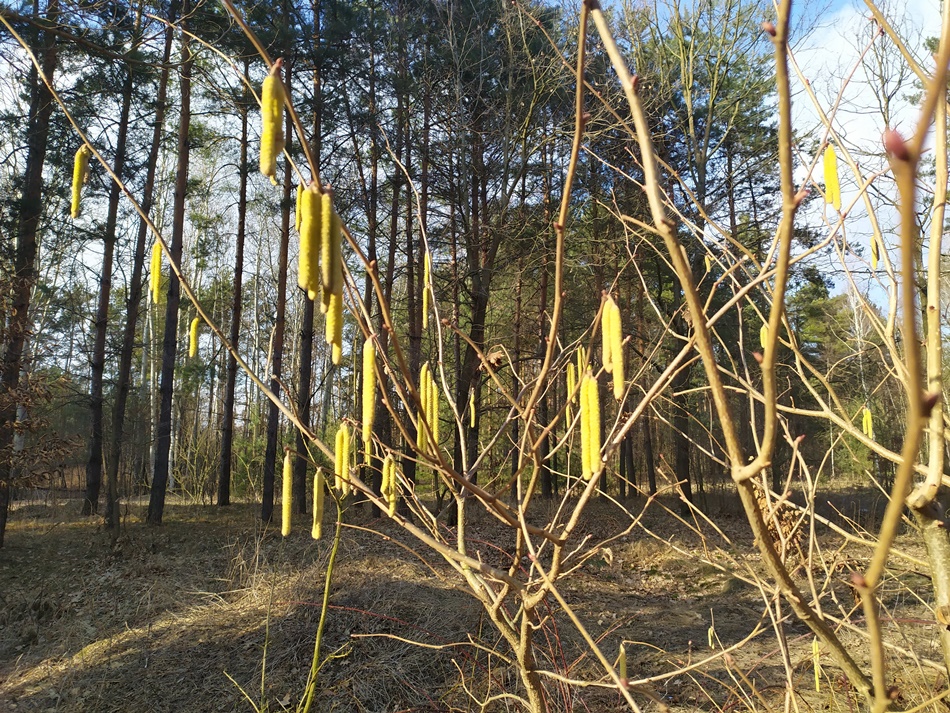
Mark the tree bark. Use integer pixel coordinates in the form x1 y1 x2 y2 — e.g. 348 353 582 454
147 0 192 525
218 59 249 507
83 55 134 518
0 0 59 547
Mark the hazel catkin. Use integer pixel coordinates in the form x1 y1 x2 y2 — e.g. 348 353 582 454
382 455 398 516
71 145 91 219
150 242 163 304
823 144 841 212
605 296 624 401
189 317 200 358
298 183 322 301
281 450 292 537
259 61 286 185
362 336 376 454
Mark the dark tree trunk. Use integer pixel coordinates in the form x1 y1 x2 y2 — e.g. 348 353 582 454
147 0 192 525
0 0 59 547
218 60 250 507
83 58 134 518
105 20 174 527
293 297 315 513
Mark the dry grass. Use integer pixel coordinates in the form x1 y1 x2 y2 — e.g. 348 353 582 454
0 490 944 712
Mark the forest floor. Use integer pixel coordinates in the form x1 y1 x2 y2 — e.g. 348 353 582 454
0 487 945 712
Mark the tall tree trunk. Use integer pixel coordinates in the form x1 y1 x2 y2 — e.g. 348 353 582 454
147 0 192 525
83 56 135 518
262 77 293 524
293 297 315 513
218 59 250 507
293 13 322 515
0 0 59 547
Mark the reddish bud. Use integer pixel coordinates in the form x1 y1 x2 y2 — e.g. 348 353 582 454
883 129 910 161
761 21 776 36
752 351 763 364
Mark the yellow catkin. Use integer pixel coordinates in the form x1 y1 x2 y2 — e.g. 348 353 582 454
383 455 398 516
334 424 350 496
823 144 841 211
870 235 880 270
704 254 712 273
602 299 614 375
586 372 601 479
330 208 343 292
362 337 376 451
281 450 292 537
607 297 624 401
189 317 200 358
333 426 343 493
576 345 586 377
469 388 476 430
422 252 431 330
312 468 324 540
862 407 874 440
326 290 343 365
429 369 439 448
298 183 322 301
71 145 91 219
812 638 821 692
759 324 769 350
417 363 429 453
580 374 592 480
295 183 303 233
319 193 339 293
150 242 162 304
259 62 285 185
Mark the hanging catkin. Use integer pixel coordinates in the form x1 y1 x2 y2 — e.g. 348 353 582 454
823 144 841 211
334 424 350 496
362 337 376 455
417 363 429 454
71 145 91 219
326 290 343 365
581 372 601 480
259 61 285 185
606 296 624 400
281 450 292 537
189 317 200 358
150 242 163 304
602 299 614 375
382 455 398 516
429 368 439 448
298 183 322 301
870 234 880 270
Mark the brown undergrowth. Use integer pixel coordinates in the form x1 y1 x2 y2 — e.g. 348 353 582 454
0 490 943 712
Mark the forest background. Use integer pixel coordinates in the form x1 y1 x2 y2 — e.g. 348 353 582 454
2 0 950 710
